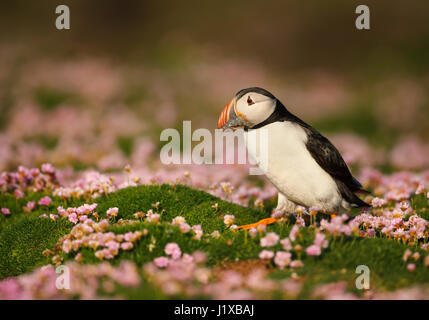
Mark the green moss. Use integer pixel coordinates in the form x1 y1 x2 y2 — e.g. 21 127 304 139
0 217 72 278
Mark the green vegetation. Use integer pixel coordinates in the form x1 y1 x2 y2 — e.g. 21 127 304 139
0 184 428 298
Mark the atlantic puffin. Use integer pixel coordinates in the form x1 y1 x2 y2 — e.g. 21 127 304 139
217 87 370 229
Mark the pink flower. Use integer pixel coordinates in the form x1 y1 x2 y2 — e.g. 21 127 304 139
154 256 169 268
1 208 10 215
290 260 304 268
371 197 387 207
274 251 292 269
14 189 23 199
259 250 274 260
289 225 300 241
306 245 321 256
314 233 328 248
260 232 280 247
280 238 292 251
179 222 191 233
249 228 257 238
68 213 78 224
26 201 35 211
407 263 416 272
121 242 134 250
164 243 181 260
106 207 118 219
38 196 52 206
41 163 55 174
223 215 235 226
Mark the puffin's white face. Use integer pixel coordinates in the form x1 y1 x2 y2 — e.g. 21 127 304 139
235 92 276 128
217 90 277 130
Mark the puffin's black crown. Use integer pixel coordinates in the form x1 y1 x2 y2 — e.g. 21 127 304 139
235 87 276 100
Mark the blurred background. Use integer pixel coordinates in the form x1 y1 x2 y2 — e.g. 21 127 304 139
0 0 429 176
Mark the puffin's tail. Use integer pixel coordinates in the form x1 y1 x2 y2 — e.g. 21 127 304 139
336 179 371 208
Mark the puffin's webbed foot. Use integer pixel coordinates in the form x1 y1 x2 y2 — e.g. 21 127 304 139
236 217 278 230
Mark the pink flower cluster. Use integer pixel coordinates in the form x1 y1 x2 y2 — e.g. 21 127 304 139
0 261 140 299
258 225 328 269
146 244 303 299
55 215 146 261
0 164 58 195
57 203 99 224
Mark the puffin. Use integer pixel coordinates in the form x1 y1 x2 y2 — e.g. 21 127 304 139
217 87 370 229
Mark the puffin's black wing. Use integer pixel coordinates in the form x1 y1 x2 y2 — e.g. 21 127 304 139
302 126 370 208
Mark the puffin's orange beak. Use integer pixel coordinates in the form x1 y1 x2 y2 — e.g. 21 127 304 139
217 99 234 129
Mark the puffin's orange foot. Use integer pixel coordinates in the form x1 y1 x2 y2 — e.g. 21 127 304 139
237 218 278 230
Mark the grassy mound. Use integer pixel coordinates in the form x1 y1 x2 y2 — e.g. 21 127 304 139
0 184 428 297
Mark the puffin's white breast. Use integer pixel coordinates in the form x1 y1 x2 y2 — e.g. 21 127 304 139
245 121 342 211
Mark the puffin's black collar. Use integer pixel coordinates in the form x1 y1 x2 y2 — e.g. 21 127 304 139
250 99 294 130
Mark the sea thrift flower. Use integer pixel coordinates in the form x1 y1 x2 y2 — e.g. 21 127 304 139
1 208 10 215
309 206 319 215
371 197 387 207
41 163 55 174
260 232 279 247
68 213 78 224
223 215 235 227
289 225 300 241
259 250 274 260
314 233 328 248
249 228 257 238
121 242 134 250
306 245 321 256
403 249 412 262
294 244 302 253
172 216 186 225
192 225 203 240
146 210 160 223
14 189 23 199
290 260 304 268
274 251 292 269
211 230 220 239
133 211 145 219
26 201 35 211
230 225 238 232
179 222 191 233
106 207 118 219
281 238 292 251
254 199 264 208
412 252 420 261
154 256 169 268
165 243 181 260
407 264 416 272
38 196 52 206
256 224 266 233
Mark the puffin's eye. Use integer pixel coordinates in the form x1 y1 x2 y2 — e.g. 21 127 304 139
247 96 255 105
